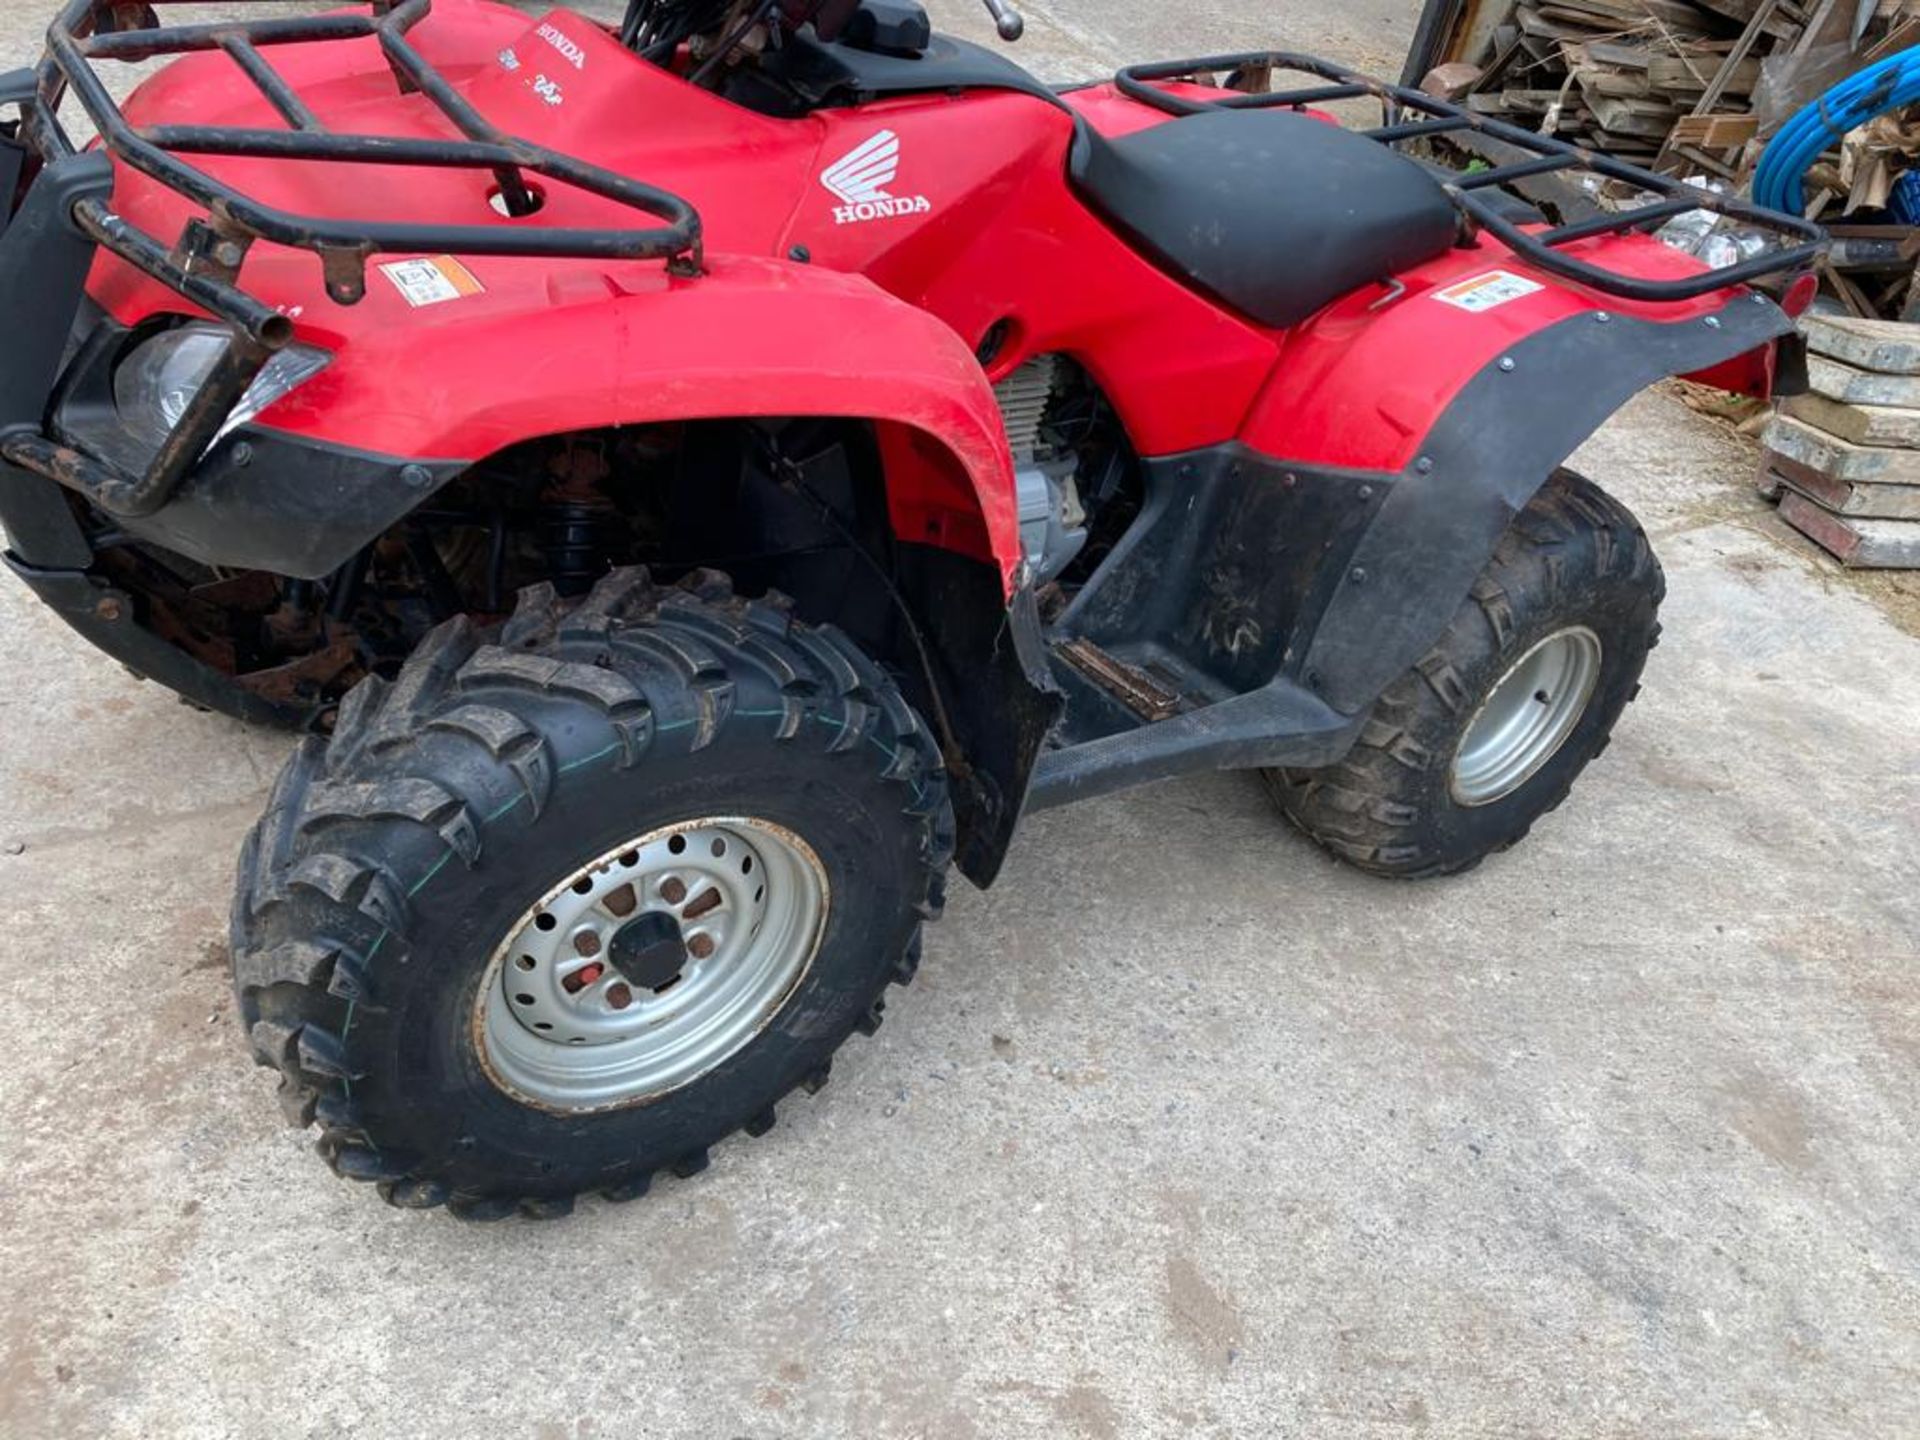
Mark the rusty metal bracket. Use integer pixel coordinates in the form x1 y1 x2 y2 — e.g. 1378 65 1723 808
317 243 375 305
171 214 252 285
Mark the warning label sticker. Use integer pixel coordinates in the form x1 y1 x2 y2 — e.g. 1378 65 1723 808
1434 270 1544 314
379 255 485 308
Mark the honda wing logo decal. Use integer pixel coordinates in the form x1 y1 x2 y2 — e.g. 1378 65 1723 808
822 130 898 204
821 131 932 225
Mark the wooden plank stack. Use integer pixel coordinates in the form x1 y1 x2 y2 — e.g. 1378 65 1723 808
1436 0 1893 178
1758 314 1920 568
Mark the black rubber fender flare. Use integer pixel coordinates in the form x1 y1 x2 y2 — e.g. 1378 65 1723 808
1299 293 1795 716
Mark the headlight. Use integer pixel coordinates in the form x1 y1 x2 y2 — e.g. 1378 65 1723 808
62 321 330 476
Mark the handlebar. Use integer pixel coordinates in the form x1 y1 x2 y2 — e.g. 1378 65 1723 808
982 0 1023 41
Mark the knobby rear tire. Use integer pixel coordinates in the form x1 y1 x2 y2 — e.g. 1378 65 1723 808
1266 468 1664 879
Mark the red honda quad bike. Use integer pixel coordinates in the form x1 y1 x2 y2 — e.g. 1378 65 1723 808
0 0 1823 1218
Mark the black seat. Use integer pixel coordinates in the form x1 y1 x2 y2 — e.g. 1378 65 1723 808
1072 108 1463 330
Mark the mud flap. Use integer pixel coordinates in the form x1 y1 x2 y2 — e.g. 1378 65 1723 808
895 543 1063 886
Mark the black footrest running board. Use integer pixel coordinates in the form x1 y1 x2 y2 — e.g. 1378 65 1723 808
1024 678 1359 813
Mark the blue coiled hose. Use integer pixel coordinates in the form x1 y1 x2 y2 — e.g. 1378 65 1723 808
1753 46 1920 216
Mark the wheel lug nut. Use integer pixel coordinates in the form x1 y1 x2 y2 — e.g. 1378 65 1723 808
606 983 633 1011
572 931 603 958
687 934 715 960
660 877 688 905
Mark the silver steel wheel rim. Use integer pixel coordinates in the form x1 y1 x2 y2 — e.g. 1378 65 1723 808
1450 627 1604 807
475 818 830 1114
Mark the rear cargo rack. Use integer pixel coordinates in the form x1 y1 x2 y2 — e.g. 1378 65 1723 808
0 0 702 518
1115 54 1826 304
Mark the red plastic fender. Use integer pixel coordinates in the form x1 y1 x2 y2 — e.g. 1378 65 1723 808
1239 231 1763 471
243 256 1023 587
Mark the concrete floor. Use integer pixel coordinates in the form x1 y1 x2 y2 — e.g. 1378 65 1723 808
2 2 1918 1437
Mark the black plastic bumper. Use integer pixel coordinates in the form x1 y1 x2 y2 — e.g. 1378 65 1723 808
68 420 468 579
0 414 455 730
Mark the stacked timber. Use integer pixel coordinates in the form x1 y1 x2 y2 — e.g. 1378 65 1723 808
1758 313 1920 567
1467 1 1774 166
1427 1 1916 180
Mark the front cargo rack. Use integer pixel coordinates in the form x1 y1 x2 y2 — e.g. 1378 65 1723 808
0 0 702 517
1115 54 1827 305
28 0 703 313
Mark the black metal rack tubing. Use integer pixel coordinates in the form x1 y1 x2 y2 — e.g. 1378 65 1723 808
215 34 322 132
72 196 291 343
1542 199 1697 248
1458 194 1801 301
1455 154 1577 190
1365 116 1469 144
80 12 377 62
37 0 703 280
136 121 700 249
372 0 535 210
1114 53 1827 304
1213 82 1371 108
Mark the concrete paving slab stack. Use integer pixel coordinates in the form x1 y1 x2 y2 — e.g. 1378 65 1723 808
1760 314 1920 568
